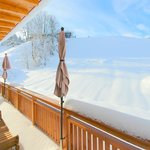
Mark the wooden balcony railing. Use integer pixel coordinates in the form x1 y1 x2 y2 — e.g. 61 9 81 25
0 82 150 150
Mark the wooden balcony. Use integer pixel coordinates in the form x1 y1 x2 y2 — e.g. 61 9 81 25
0 82 150 150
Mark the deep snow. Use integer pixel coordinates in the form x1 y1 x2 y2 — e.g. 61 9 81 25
0 37 150 140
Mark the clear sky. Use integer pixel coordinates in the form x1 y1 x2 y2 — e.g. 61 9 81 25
44 0 150 38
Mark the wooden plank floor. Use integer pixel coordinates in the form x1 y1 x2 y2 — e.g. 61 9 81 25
0 96 59 150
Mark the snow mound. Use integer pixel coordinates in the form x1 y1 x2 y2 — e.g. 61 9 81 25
65 99 150 140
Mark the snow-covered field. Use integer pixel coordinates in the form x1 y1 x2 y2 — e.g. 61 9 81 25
0 37 150 140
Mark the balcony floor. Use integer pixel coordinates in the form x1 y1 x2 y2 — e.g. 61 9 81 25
0 96 59 150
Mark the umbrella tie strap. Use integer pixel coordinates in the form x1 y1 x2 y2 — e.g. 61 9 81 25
60 137 65 140
60 59 64 61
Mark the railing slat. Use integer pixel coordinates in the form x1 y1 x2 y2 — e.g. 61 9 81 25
112 145 118 150
49 112 52 137
88 132 91 150
56 115 59 143
93 135 97 150
69 122 73 150
73 125 77 150
54 113 57 140
105 141 110 150
83 129 86 150
78 127 82 150
99 138 103 150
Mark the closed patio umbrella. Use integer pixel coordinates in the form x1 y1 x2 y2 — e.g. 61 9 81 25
54 27 69 149
2 53 11 97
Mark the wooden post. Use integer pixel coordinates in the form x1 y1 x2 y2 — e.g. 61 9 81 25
7 84 10 101
32 96 36 125
2 83 4 97
4 84 6 99
0 82 2 95
63 111 69 150
16 89 21 110
63 109 70 150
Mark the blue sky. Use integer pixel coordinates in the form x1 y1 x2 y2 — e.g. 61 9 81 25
44 0 150 38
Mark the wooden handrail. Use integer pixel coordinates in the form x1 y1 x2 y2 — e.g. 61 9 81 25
0 82 150 149
4 83 60 110
65 109 150 149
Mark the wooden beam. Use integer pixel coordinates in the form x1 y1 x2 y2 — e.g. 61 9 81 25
0 35 5 40
0 31 8 34
0 20 15 27
0 13 21 22
0 2 28 15
25 0 40 5
0 35 4 37
0 32 6 36
0 27 12 32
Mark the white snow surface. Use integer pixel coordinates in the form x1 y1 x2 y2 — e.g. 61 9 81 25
0 37 150 140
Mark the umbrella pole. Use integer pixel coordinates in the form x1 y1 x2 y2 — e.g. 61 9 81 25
60 96 64 150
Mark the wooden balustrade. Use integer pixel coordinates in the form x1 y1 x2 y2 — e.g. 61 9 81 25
34 100 60 144
18 92 32 120
0 82 150 150
9 87 18 108
68 116 141 150
0 82 1 94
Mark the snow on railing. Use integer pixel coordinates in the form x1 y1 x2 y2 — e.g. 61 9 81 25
0 82 150 150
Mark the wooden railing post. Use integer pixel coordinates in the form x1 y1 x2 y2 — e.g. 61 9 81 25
5 84 8 99
32 96 36 125
16 89 21 110
2 83 4 97
63 111 69 150
0 82 2 95
7 84 10 101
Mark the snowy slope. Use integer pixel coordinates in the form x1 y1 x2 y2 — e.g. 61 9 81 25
66 37 150 58
0 37 150 140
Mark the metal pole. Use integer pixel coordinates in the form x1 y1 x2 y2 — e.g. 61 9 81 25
60 96 64 150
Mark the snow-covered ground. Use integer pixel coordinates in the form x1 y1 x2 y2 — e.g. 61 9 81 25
0 37 150 140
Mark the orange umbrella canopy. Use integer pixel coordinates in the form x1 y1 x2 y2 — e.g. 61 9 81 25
54 28 69 97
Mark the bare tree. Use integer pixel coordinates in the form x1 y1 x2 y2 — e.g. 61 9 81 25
22 12 59 67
